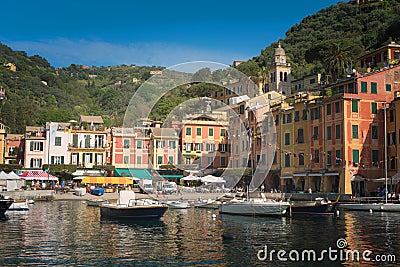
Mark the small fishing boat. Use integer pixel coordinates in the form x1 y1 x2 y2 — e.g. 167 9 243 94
289 197 339 216
100 190 168 219
192 199 220 209
219 198 290 216
0 195 13 215
86 198 109 207
166 200 189 209
8 199 29 211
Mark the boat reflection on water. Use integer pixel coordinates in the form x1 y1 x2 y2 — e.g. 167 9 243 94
101 216 166 228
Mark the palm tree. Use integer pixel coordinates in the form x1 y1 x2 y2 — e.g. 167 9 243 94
256 66 268 93
324 43 352 83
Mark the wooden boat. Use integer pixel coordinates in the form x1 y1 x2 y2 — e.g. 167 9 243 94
8 199 29 211
0 195 13 215
289 197 339 216
100 190 168 219
166 200 189 209
219 198 290 216
86 198 109 207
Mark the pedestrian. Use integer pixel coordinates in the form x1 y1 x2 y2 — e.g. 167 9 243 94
261 184 265 193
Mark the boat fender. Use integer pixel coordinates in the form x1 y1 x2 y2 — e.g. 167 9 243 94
369 209 373 214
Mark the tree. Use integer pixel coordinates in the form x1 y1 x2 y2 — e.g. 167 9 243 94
324 43 352 82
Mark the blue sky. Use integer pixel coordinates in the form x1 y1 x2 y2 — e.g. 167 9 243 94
1 0 340 67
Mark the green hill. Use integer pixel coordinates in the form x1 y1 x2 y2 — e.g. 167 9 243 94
237 0 400 83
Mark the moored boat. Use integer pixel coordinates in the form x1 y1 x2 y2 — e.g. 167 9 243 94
289 197 339 216
166 200 189 209
219 198 290 216
86 198 109 207
0 195 13 215
8 199 29 211
100 190 168 219
340 202 400 212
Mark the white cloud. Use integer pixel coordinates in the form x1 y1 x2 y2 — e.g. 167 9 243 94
5 38 251 68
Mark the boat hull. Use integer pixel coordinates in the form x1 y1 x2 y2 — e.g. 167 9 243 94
86 199 109 207
8 200 29 211
100 204 168 219
0 199 13 215
219 201 289 216
166 201 189 209
340 203 400 212
290 202 338 215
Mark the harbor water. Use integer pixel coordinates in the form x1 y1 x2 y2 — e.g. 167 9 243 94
0 201 399 266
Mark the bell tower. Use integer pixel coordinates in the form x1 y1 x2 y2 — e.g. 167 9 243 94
269 42 291 95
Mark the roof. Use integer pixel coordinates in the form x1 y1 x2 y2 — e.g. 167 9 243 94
79 115 104 124
150 128 178 138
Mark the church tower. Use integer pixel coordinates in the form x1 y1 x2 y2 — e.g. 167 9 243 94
269 42 291 95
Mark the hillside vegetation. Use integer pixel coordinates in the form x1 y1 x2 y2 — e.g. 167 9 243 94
237 0 400 83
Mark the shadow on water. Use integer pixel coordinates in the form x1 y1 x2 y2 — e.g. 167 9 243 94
100 217 166 228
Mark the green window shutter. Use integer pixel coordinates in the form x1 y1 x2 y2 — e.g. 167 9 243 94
372 150 379 164
371 102 377 114
386 84 391 91
361 82 367 93
51 156 54 164
352 125 358 139
352 149 359 163
73 134 78 147
372 125 378 139
371 82 377 94
61 156 64 164
196 128 201 136
352 100 358 112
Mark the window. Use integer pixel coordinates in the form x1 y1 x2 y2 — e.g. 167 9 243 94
169 141 176 149
314 150 319 163
327 126 332 140
85 135 90 148
196 128 202 136
137 156 142 164
84 153 92 163
335 150 341 165
386 84 392 91
221 157 227 167
327 151 332 166
208 128 214 137
371 102 377 114
94 135 104 148
372 125 378 139
352 125 358 139
390 110 394 122
275 115 279 125
123 139 130 148
30 158 42 168
285 153 290 167
371 82 377 94
327 104 331 115
285 133 290 145
55 137 62 146
352 100 358 112
137 140 143 149
51 156 64 164
298 128 304 143
30 141 44 151
186 127 192 136
372 150 379 166
335 124 341 139
168 156 174 164
71 153 79 164
313 126 319 140
335 102 340 113
294 111 300 122
95 153 103 165
299 153 304 166
123 156 129 164
361 81 367 93
157 156 163 164
302 110 307 120
310 78 316 84
220 128 226 137
352 149 359 166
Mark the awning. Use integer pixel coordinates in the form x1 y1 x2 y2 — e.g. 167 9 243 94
308 173 322 177
72 169 103 176
19 170 59 181
324 172 339 176
81 176 134 185
159 174 183 179
115 168 153 180
280 176 293 179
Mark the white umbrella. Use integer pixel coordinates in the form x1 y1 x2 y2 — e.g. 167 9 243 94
181 174 200 181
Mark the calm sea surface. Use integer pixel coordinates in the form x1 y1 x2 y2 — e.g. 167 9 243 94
0 201 399 266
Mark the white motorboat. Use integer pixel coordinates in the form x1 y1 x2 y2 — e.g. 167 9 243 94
219 198 289 216
166 200 189 209
86 198 109 207
8 199 29 211
340 202 400 212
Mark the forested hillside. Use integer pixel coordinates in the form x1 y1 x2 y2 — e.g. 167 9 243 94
237 0 400 83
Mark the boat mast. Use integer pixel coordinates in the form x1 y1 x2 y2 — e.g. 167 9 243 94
384 102 388 204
